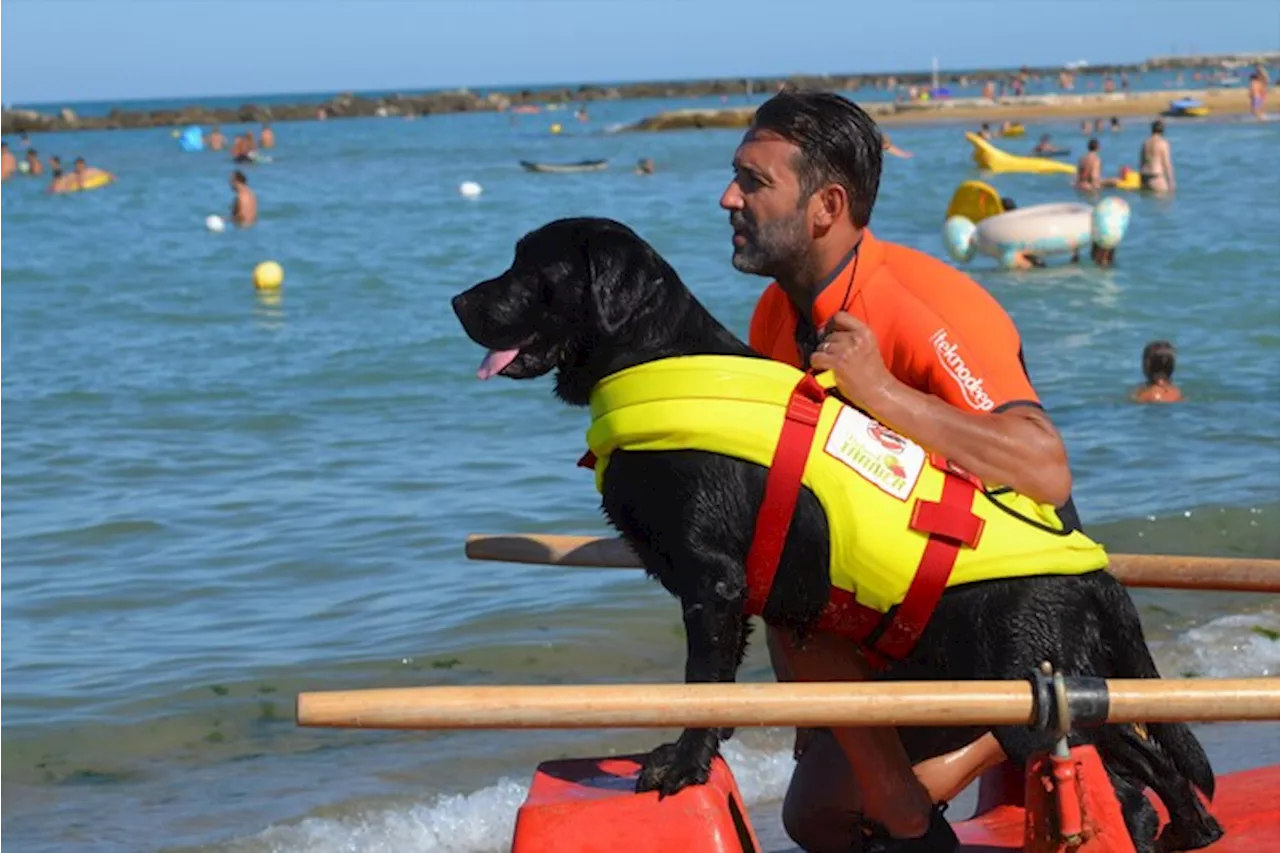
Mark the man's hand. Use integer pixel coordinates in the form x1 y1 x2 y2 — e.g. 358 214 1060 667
809 312 1073 507
809 312 895 409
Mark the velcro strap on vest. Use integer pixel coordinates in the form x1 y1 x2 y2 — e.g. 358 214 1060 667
870 473 982 662
909 499 985 548
744 372 828 617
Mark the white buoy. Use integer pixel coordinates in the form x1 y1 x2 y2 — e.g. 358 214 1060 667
206 214 227 233
459 181 483 198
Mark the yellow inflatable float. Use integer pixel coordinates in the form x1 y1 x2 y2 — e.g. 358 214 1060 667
945 180 1006 223
50 170 115 194
966 133 1076 176
1109 168 1142 191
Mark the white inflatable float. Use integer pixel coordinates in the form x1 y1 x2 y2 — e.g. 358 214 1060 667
944 197 1130 268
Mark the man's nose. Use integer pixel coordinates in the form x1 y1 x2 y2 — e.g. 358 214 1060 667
719 180 743 211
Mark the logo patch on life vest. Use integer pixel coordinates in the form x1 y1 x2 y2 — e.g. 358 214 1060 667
824 408 925 501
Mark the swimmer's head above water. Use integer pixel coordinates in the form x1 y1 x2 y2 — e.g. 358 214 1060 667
1090 243 1116 268
1141 341 1176 383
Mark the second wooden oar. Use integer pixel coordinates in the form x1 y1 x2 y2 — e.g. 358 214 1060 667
465 533 1280 593
297 677 1280 731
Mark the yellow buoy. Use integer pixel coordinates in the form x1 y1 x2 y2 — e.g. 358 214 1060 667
550 123 563 135
253 261 284 290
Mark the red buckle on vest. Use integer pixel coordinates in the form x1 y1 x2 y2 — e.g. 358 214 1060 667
744 372 830 618
578 450 598 470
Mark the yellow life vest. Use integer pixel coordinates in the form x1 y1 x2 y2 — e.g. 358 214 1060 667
585 356 1108 618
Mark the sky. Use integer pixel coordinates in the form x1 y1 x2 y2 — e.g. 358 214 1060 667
2 0 1277 105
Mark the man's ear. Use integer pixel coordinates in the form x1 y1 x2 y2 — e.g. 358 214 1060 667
812 184 848 229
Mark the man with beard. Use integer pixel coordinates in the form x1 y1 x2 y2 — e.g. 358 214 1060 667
719 90 1079 853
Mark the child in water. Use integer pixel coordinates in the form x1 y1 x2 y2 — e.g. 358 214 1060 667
1131 341 1182 403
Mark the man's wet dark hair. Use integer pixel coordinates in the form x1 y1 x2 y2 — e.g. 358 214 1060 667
232 170 247 184
750 90 883 228
1151 120 1165 134
1142 341 1176 382
1087 138 1100 151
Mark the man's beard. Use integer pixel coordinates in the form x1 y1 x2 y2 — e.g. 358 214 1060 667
730 208 809 278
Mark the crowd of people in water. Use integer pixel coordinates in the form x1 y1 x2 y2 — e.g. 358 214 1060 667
6 62 1260 405
1 134 117 193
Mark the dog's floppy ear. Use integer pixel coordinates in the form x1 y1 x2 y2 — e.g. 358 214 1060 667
584 232 663 336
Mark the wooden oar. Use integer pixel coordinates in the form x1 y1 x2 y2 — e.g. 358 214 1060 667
297 677 1280 730
465 533 1280 593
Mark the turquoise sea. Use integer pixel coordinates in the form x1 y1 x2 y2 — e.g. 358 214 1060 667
2 95 1278 852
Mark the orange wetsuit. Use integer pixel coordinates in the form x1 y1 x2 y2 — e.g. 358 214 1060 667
749 228 1081 529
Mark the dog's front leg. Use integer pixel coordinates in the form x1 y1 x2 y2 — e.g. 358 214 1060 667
636 584 748 797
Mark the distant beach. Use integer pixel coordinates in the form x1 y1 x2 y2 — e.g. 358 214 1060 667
625 86 1259 132
3 50 1274 135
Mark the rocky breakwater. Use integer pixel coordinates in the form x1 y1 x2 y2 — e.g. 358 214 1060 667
0 85 629 135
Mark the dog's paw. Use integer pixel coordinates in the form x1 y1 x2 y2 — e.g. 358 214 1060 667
635 739 713 797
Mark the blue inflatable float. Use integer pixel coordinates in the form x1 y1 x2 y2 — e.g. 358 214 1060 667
178 126 204 152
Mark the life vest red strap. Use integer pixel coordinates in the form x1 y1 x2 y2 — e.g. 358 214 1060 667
870 473 981 661
578 450 598 470
743 372 829 617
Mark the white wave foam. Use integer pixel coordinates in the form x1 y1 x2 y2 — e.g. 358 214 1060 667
251 778 529 853
720 737 796 805
1153 607 1280 679
244 741 795 853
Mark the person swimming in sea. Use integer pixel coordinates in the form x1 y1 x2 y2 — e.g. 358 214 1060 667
1131 341 1182 403
231 132 257 164
1139 120 1175 194
881 133 913 158
229 170 257 227
23 147 45 177
1032 133 1067 156
1248 65 1269 121
1076 138 1102 191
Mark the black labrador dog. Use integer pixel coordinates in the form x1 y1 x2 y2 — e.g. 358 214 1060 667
452 217 1222 852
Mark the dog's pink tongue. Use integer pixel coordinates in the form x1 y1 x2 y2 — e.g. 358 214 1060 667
477 348 520 380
